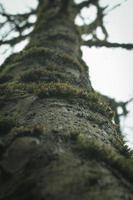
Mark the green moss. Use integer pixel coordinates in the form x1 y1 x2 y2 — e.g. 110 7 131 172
35 8 76 33
41 127 133 183
1 125 44 148
36 82 87 98
35 83 110 117
30 32 77 49
0 75 13 84
0 82 112 118
20 69 78 84
12 125 43 138
119 144 133 158
0 82 86 97
0 82 26 96
75 133 133 183
0 62 20 76
0 82 21 92
0 82 29 109
0 93 27 108
46 33 76 43
9 47 83 72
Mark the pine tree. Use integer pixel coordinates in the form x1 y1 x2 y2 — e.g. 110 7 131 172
0 1 133 199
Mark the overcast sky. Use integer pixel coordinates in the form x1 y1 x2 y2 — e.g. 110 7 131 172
82 0 133 148
0 0 133 147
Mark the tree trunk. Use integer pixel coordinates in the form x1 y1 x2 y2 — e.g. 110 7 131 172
0 1 133 199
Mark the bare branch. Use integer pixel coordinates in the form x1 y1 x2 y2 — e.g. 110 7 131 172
77 1 108 42
76 0 98 10
82 40 133 50
105 0 128 15
0 3 36 47
0 34 29 46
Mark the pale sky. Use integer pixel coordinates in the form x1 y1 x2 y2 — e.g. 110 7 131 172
0 0 133 147
82 0 133 147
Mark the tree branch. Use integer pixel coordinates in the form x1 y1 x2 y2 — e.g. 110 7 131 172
82 40 133 50
0 34 29 46
0 3 36 47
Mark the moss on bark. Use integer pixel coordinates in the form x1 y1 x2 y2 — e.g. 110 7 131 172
0 1 133 199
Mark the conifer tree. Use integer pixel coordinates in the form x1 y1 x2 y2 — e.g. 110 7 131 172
0 1 133 199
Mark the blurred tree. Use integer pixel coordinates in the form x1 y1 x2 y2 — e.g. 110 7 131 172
0 0 133 199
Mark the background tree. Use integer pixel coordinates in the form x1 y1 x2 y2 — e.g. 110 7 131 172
0 0 133 199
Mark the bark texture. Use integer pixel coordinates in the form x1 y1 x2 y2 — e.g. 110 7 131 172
0 1 133 199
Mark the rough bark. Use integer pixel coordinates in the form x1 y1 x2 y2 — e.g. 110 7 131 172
0 1 133 199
